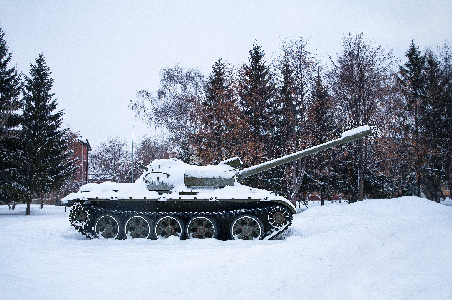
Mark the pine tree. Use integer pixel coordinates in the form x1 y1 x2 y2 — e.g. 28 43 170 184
398 41 426 197
396 43 452 201
237 44 276 189
418 48 452 201
0 27 23 207
195 59 241 164
21 54 75 215
272 55 298 197
420 51 444 200
438 45 452 200
305 72 337 200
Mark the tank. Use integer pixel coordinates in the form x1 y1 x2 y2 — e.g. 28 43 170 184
62 125 372 240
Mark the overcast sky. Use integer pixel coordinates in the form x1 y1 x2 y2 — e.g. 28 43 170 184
1 0 451 149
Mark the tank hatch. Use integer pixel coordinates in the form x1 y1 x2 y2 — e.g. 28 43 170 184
184 165 236 188
184 175 235 188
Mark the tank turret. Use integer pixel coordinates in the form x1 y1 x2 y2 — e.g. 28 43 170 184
62 125 372 241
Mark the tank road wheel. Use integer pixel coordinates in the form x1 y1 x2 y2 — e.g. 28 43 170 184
95 214 121 239
268 206 293 229
125 216 152 239
69 202 91 229
154 216 184 239
186 216 218 239
230 215 264 240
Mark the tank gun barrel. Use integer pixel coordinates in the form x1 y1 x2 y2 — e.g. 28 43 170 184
236 125 372 182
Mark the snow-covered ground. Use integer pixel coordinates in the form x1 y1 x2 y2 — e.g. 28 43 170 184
1 197 451 300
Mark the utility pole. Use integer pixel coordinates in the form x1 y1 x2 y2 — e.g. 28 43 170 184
131 124 134 183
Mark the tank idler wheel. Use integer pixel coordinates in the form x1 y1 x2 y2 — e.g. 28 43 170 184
186 216 218 239
230 215 264 240
155 216 184 239
125 216 152 239
69 202 91 228
268 206 293 229
95 214 121 239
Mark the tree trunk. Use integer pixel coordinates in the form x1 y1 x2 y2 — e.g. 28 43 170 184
26 199 31 215
40 193 44 209
358 139 365 201
414 106 422 198
290 159 306 205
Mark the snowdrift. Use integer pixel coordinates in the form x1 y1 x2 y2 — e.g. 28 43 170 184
0 196 451 299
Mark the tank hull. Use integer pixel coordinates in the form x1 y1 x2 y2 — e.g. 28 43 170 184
70 198 294 240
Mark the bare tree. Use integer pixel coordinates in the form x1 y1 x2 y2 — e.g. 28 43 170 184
274 37 318 204
133 137 171 179
89 137 131 183
131 65 204 163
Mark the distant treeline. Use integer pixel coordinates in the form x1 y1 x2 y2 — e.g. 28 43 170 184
2 25 450 208
129 33 451 203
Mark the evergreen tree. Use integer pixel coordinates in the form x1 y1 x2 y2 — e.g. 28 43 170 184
195 59 242 164
397 43 452 201
237 43 276 189
305 71 337 200
438 45 452 200
21 54 75 215
421 50 444 200
308 72 336 144
0 27 23 207
398 41 426 197
272 55 298 197
419 48 452 201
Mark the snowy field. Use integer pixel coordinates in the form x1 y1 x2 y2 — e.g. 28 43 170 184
1 197 451 300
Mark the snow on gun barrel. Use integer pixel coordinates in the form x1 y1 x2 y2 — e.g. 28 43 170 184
62 125 372 240
236 125 372 181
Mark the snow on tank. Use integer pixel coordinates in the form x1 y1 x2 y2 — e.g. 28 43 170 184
143 158 238 191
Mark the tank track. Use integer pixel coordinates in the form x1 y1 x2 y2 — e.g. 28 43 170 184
69 202 293 240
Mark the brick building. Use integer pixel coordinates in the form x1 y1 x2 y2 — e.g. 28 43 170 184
34 137 91 205
72 139 91 185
